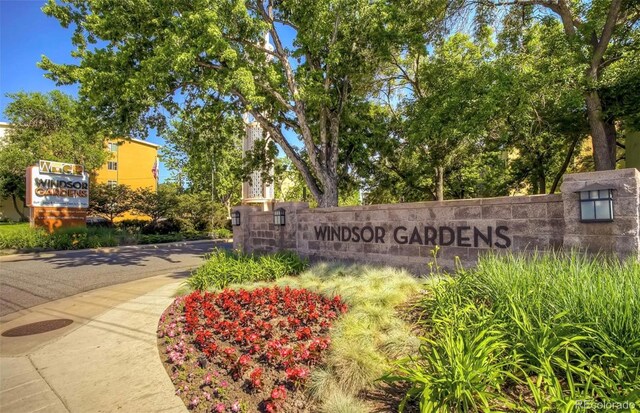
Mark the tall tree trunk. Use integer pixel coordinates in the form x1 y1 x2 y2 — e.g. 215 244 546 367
224 197 231 219
538 173 546 194
585 90 616 170
436 166 444 201
11 194 27 221
550 135 581 194
318 175 338 208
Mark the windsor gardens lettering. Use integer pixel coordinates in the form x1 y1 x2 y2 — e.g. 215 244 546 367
34 178 89 198
314 225 512 248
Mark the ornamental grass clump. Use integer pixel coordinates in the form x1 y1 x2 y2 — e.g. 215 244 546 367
386 251 640 412
238 264 423 412
186 249 308 291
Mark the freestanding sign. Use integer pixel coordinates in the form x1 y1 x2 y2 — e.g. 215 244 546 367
26 160 90 232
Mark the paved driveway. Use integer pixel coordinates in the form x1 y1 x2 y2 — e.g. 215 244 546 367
0 240 230 317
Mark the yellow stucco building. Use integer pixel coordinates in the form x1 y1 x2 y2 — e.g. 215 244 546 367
0 135 160 221
94 138 160 190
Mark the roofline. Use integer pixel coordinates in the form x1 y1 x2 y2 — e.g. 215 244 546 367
129 138 161 148
112 137 161 148
0 125 160 148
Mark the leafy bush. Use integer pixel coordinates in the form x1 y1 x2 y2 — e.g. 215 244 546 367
0 222 209 251
141 218 183 235
386 252 640 412
174 191 229 232
186 249 308 291
137 233 183 244
211 227 233 239
116 219 149 230
88 183 136 223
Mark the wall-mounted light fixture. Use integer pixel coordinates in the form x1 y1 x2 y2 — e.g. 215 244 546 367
576 184 614 223
274 208 286 226
231 210 241 226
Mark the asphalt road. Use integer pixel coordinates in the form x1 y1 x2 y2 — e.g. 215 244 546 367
0 240 229 317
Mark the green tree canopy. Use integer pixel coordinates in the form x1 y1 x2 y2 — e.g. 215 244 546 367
0 91 108 219
478 0 640 171
88 183 135 223
161 108 243 211
133 184 180 224
40 0 455 207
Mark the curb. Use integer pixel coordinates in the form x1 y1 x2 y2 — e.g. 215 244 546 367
0 238 232 261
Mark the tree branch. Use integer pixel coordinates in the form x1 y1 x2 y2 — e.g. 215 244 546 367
256 0 325 184
485 0 580 35
196 59 223 70
590 0 623 76
391 53 423 98
256 80 295 112
227 37 280 59
234 90 323 200
550 134 580 193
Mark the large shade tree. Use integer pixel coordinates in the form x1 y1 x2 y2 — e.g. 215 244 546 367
480 0 640 170
40 0 450 207
161 107 243 213
0 91 107 220
495 19 590 194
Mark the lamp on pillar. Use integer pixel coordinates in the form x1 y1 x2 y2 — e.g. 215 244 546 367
231 210 241 226
273 208 286 226
576 184 614 223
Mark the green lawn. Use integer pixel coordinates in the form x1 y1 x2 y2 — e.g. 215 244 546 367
0 222 30 235
0 222 208 251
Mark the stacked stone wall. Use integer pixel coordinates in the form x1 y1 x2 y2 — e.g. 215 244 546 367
233 169 640 271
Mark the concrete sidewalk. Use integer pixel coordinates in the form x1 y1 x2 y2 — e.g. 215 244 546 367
0 275 188 413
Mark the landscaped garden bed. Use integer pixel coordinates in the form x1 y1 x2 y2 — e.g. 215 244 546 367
158 287 347 412
160 250 640 412
0 222 211 253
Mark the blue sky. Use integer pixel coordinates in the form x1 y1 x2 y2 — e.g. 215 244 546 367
0 0 170 181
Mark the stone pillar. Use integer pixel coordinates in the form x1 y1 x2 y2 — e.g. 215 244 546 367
232 205 261 253
561 168 640 259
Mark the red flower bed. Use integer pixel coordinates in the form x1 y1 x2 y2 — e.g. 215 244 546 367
158 286 347 412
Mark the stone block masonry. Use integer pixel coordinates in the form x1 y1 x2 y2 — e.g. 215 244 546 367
233 169 640 272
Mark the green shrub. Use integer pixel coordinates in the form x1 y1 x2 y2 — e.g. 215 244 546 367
142 218 183 235
0 225 50 249
116 219 149 230
211 227 233 239
138 233 183 244
390 252 640 412
174 192 229 232
186 249 308 291
0 222 208 251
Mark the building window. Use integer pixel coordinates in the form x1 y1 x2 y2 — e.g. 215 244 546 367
108 161 118 170
107 180 117 188
108 142 118 152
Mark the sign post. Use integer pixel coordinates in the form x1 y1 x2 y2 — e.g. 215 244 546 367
26 160 90 232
